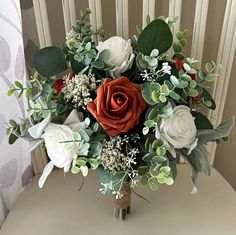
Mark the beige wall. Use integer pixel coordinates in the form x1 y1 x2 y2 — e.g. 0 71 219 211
21 0 236 189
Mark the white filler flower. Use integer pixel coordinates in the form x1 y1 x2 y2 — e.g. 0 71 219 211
156 105 197 149
97 36 135 77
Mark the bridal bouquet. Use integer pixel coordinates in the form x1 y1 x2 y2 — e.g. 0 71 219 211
6 9 234 219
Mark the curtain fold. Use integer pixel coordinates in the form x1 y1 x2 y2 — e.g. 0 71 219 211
0 0 32 226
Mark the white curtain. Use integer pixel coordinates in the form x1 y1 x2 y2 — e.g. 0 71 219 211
0 0 32 226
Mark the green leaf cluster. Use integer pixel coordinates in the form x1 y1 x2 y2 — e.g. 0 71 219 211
139 138 174 190
142 104 173 135
6 119 29 145
173 29 189 59
71 157 99 176
7 80 32 98
136 49 159 71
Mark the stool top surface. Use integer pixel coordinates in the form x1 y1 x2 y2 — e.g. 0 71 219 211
1 165 236 235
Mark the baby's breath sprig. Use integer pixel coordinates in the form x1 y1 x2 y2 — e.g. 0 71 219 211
62 73 96 109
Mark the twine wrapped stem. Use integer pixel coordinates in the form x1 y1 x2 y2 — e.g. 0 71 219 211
113 182 131 219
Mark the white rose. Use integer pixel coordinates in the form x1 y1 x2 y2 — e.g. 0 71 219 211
33 109 90 188
156 105 197 149
43 123 77 172
96 36 135 77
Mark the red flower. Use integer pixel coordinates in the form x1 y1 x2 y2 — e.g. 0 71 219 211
87 76 147 136
52 78 64 95
52 72 74 95
174 58 200 101
174 57 184 71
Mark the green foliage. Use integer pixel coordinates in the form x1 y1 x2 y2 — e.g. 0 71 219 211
7 80 32 98
96 167 128 197
6 118 29 145
191 111 213 130
173 29 189 59
179 143 211 193
197 117 235 144
34 46 68 77
71 157 99 176
200 88 216 110
63 8 108 74
141 136 174 191
136 49 159 71
137 19 173 55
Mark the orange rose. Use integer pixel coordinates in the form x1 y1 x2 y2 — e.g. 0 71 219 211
87 76 147 136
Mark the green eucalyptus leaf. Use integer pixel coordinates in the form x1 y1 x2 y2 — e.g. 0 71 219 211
148 57 158 67
79 129 90 142
150 49 159 57
138 166 149 176
99 49 110 61
88 158 99 170
183 63 191 72
9 119 17 127
169 91 180 100
142 126 149 135
5 128 10 135
91 60 105 69
141 82 157 105
76 158 87 166
8 133 18 144
141 175 148 185
85 42 91 51
159 95 167 103
145 120 156 128
148 107 159 120
26 88 32 97
148 178 159 190
34 46 67 77
78 143 90 156
181 74 192 82
165 177 174 185
14 81 23 89
71 166 81 174
158 105 173 118
205 62 212 72
188 89 198 97
176 31 183 40
170 75 179 87
200 88 216 110
173 41 183 53
137 19 173 55
80 165 89 177
191 111 213 130
7 89 14 96
179 38 187 47
142 152 156 162
90 141 102 157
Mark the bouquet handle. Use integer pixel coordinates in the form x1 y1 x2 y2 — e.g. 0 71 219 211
113 182 131 219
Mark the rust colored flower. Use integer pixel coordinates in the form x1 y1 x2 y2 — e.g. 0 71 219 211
52 71 74 95
87 76 147 136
